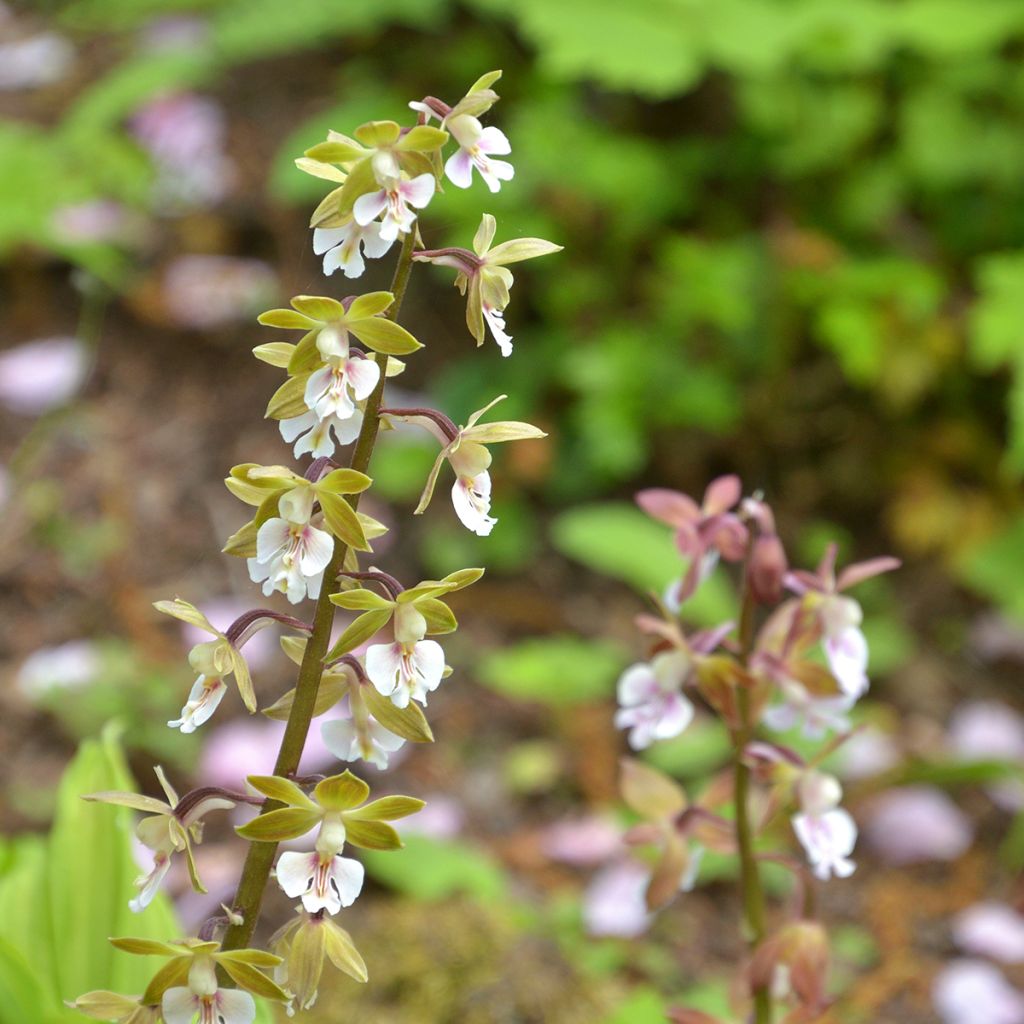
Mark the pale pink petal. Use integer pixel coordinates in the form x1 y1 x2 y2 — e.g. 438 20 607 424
583 860 652 938
215 989 256 1024
298 525 334 577
255 517 293 563
276 851 318 899
836 556 901 592
353 189 387 226
408 639 446 701
635 488 701 529
365 643 402 697
280 410 318 443
400 172 436 209
477 126 511 155
360 222 394 259
324 241 363 279
330 855 365 907
703 475 741 515
344 357 380 401
445 149 474 189
864 786 972 864
129 854 171 913
825 626 869 700
162 988 199 1024
617 663 657 707
313 226 350 255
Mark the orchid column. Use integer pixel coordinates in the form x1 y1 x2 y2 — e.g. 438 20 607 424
73 71 560 1021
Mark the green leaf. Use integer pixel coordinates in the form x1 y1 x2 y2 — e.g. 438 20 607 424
477 635 627 706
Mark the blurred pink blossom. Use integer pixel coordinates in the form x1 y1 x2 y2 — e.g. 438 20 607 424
954 903 1024 964
393 796 463 839
140 17 209 52
582 860 651 938
863 786 972 865
17 640 100 698
0 337 88 415
949 701 1024 810
51 200 137 245
162 255 277 328
540 816 624 867
934 960 1024 1024
835 727 901 781
199 715 337 790
131 93 234 209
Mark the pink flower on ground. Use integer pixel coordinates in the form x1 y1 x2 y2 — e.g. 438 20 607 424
934 960 1024 1024
954 903 1024 964
392 796 463 840
162 255 277 328
17 640 100 698
0 337 88 415
636 476 748 605
540 816 624 867
582 860 652 938
863 786 972 865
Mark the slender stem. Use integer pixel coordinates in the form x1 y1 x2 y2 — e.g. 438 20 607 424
221 230 418 951
733 551 773 1024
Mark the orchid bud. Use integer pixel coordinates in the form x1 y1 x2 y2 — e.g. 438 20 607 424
749 531 788 605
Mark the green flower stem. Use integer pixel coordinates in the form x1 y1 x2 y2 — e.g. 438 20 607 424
221 230 418 952
734 552 773 1024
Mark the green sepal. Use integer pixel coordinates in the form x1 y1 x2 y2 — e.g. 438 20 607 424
246 775 317 809
340 818 402 851
315 468 372 496
323 609 393 661
252 342 295 367
262 669 350 721
141 956 191 1005
330 589 395 612
223 518 258 557
323 921 367 982
304 140 366 165
418 597 457 635
309 185 348 229
346 795 424 821
349 317 423 355
353 120 401 148
235 807 321 842
108 938 182 957
318 491 369 550
314 771 369 811
265 374 311 420
362 686 435 743
395 124 448 152
287 329 321 375
217 958 289 1002
258 308 317 330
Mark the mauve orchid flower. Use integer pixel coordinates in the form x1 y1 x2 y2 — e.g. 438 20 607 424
445 115 514 192
863 786 972 865
615 650 696 751
934 960 1024 1024
954 903 1024 964
637 475 748 605
353 173 435 243
0 337 88 415
791 771 857 881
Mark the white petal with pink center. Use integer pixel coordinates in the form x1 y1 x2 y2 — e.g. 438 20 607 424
445 118 514 193
792 808 857 880
280 408 364 459
614 651 694 750
162 986 255 1024
168 675 228 733
275 850 365 915
313 222 394 279
248 517 333 604
353 173 435 242
451 470 496 536
365 639 446 708
321 716 405 769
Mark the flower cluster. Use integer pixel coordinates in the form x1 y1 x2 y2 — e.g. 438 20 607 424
75 70 560 1020
612 477 898 1022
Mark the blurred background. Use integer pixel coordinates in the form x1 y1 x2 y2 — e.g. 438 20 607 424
3 1 1024 1021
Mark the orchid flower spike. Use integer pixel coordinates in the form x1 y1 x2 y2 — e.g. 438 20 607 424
414 214 562 356
383 395 546 535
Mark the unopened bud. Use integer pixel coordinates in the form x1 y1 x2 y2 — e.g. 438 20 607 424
749 532 788 605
